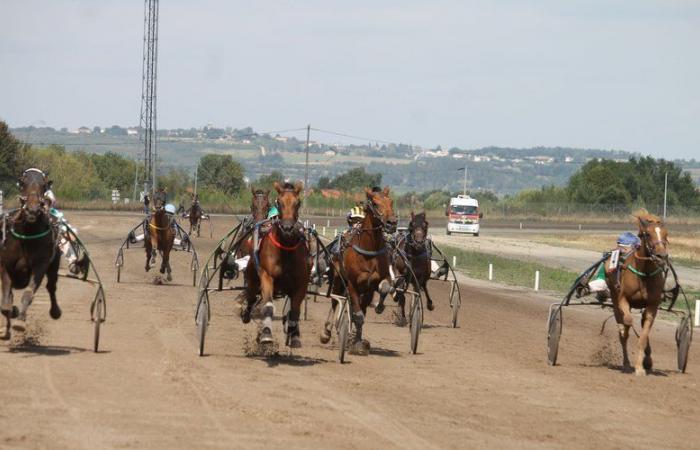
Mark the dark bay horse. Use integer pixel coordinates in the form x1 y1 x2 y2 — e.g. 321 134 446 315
188 196 202 237
390 211 434 323
145 189 175 281
1 168 61 337
241 181 310 348
605 210 669 376
321 186 397 355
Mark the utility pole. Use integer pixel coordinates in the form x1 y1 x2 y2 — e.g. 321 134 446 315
139 0 159 199
663 170 668 219
303 124 310 211
132 162 139 203
194 162 198 196
458 165 468 196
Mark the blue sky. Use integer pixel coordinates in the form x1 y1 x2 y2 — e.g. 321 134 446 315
1 0 698 158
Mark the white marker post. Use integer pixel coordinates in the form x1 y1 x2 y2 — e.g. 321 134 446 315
695 299 700 328
452 256 457 268
488 263 493 281
322 226 326 236
519 222 523 230
326 219 330 227
534 270 540 291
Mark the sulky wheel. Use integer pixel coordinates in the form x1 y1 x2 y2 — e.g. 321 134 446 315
547 304 563 366
337 301 350 363
676 315 692 373
449 281 460 328
409 293 423 355
197 295 209 357
93 288 105 353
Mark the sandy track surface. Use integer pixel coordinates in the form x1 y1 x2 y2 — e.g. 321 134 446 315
1 212 699 449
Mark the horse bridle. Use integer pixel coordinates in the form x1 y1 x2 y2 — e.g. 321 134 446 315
363 198 396 232
637 225 668 266
17 168 49 209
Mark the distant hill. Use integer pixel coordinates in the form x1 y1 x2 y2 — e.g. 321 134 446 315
12 125 699 194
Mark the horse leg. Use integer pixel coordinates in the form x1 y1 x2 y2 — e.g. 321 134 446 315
286 289 305 348
374 278 393 315
635 306 657 376
0 271 13 340
319 298 337 344
46 252 62 320
258 271 275 344
613 308 631 371
145 240 152 272
423 279 434 311
12 271 46 332
348 284 369 356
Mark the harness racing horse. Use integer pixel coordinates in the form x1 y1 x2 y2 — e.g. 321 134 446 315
605 210 669 376
0 169 61 337
145 189 176 281
188 198 203 237
388 211 435 323
321 187 397 355
241 182 309 348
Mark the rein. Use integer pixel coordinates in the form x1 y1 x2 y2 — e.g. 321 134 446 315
266 228 303 252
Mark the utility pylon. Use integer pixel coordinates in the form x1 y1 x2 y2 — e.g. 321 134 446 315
139 0 159 197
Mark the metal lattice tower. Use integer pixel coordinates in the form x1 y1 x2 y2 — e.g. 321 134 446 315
139 0 159 196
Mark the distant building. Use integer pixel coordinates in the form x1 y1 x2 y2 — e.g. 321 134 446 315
127 128 139 136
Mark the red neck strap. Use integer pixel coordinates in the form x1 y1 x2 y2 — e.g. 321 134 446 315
266 230 302 251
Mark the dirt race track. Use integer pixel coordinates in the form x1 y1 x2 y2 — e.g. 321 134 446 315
1 212 699 449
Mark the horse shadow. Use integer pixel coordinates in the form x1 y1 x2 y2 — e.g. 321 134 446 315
259 353 329 368
369 346 402 357
6 344 89 357
580 362 671 377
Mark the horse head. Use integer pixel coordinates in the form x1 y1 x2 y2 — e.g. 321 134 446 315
152 189 167 212
250 186 271 222
273 181 302 238
17 168 51 223
634 209 669 265
408 211 429 248
364 186 397 233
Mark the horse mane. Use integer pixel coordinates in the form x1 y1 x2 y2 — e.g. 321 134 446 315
632 208 662 224
281 182 295 191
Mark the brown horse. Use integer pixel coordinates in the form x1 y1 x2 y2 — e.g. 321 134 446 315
188 195 202 237
1 168 61 337
321 186 397 355
605 210 669 375
390 211 434 323
145 188 175 281
241 181 309 348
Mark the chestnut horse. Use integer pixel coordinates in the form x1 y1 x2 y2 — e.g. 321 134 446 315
1 168 61 337
390 211 434 322
241 181 309 348
605 210 669 375
145 189 175 281
188 195 202 237
321 186 397 355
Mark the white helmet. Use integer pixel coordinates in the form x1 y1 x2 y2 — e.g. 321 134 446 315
165 203 177 215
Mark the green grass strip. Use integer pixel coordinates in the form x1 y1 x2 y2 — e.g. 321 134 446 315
437 244 579 294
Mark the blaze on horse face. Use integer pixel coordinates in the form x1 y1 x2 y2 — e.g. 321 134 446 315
250 187 271 222
17 169 51 223
274 181 302 237
408 211 428 245
637 214 669 263
364 186 397 233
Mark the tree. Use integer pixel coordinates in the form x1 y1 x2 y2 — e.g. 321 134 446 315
316 176 331 189
198 154 245 194
255 170 285 188
0 121 29 192
328 167 381 191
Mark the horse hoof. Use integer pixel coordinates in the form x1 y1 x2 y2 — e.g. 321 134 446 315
643 356 653 371
166 273 172 282
375 303 385 315
9 306 19 319
241 308 252 324
49 305 62 320
11 320 26 333
0 330 9 341
289 336 302 348
427 302 434 311
145 266 151 272
635 367 647 377
259 328 273 344
349 340 369 356
319 328 331 344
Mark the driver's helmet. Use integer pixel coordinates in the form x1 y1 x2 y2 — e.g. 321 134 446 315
348 206 365 220
617 231 641 248
165 203 177 215
267 205 279 219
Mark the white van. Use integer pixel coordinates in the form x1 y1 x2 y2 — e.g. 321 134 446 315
445 195 482 236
